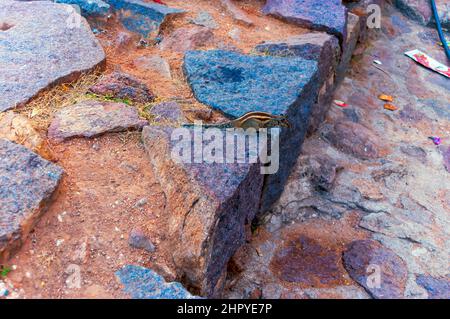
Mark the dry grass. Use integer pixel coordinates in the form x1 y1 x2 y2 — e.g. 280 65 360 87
15 71 103 131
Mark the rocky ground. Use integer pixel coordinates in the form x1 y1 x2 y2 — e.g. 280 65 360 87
0 0 449 299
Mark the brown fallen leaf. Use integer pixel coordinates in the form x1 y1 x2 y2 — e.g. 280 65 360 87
379 94 394 102
384 103 398 111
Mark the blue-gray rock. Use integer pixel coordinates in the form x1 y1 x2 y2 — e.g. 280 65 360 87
0 139 63 262
116 265 197 299
262 0 348 43
55 0 110 16
142 125 264 297
254 32 341 134
0 0 105 113
416 275 450 299
105 0 185 38
128 228 155 253
183 50 319 118
184 49 324 212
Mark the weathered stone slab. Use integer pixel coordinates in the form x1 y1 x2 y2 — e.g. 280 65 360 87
142 125 264 296
336 12 361 83
184 50 319 118
116 265 197 299
343 240 408 299
0 0 105 113
105 0 185 38
0 139 63 262
184 50 321 212
48 100 148 142
89 72 155 103
55 0 110 16
263 0 348 43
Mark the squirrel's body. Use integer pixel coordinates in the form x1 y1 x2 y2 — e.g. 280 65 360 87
183 111 290 129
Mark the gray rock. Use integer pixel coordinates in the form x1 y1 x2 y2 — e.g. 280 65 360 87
190 11 218 29
0 139 63 262
0 0 105 112
105 0 185 38
48 100 148 142
89 72 155 103
134 55 171 79
150 101 185 123
262 0 348 43
219 0 254 26
116 265 197 299
128 228 155 253
160 26 215 53
142 125 264 297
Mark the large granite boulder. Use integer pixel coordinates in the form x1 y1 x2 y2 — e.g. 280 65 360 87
0 0 105 113
0 139 63 262
105 0 185 38
116 265 197 299
142 125 264 297
262 0 348 43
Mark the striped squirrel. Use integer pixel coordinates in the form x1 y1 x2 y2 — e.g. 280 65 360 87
183 111 291 129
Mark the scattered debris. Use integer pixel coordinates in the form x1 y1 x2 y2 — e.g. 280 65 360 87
429 136 442 146
334 100 348 107
379 94 394 102
384 103 398 111
405 49 450 78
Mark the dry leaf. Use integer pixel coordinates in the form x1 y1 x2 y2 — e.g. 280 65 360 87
379 94 394 102
384 103 397 111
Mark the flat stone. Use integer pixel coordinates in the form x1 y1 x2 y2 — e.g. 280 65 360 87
416 275 450 299
183 50 321 212
343 240 408 299
190 11 218 29
0 0 105 113
55 0 110 16
105 0 185 38
48 100 148 142
150 101 185 123
262 0 348 43
439 145 450 173
183 50 319 119
160 26 214 53
134 55 172 79
320 120 386 160
271 235 346 286
116 265 197 299
89 72 154 103
219 0 254 26
0 139 63 262
142 125 264 297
